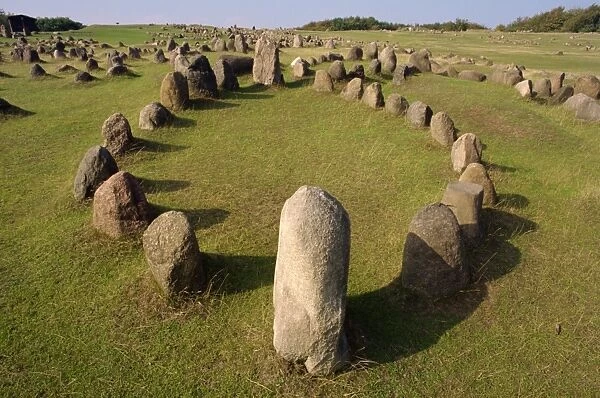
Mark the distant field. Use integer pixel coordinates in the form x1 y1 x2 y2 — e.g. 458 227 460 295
0 25 598 396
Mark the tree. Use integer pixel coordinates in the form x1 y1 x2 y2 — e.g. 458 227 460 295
35 17 84 32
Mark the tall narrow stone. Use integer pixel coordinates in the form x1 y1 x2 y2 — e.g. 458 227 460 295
253 36 283 86
273 186 351 376
441 181 484 244
451 133 483 173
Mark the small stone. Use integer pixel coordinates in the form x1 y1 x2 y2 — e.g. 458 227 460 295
430 112 456 146
73 145 119 201
340 77 363 101
139 102 173 130
102 113 134 156
328 60 346 82
160 71 189 111
361 82 384 109
313 70 334 92
384 94 409 116
406 101 433 128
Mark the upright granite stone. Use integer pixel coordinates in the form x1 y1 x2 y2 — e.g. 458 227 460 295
459 163 498 206
30 63 46 78
292 60 309 79
392 64 408 85
273 186 351 376
408 49 431 73
533 78 552 98
160 71 189 111
253 36 284 86
102 113 134 156
73 145 119 201
407 101 433 128
361 82 384 109
368 59 381 74
379 46 396 74
384 94 409 116
430 112 456 146
139 102 173 130
365 42 378 60
92 171 150 238
313 70 334 92
340 78 363 101
154 48 167 63
441 181 484 244
328 60 346 82
346 46 363 61
515 80 533 98
86 58 99 72
401 203 469 298
451 133 483 173
214 59 239 90
234 34 248 53
292 34 303 48
143 211 206 297
186 55 218 98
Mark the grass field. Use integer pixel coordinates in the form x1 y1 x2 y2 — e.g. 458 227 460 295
0 26 598 396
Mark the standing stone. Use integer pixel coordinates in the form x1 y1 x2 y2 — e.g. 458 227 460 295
515 80 533 98
139 102 173 130
365 42 378 60
451 133 483 173
186 55 218 98
328 60 346 81
346 46 363 61
575 75 600 99
166 38 177 52
368 59 381 74
292 60 309 79
273 186 351 376
234 34 248 53
379 46 396 74
313 70 334 92
406 101 433 128
86 58 99 71
74 71 94 83
550 72 565 95
154 48 167 63
173 54 190 75
459 163 498 206
392 64 408 85
214 59 239 90
73 146 119 201
143 211 206 297
160 71 189 111
106 65 129 77
324 39 335 49
548 85 574 105
533 79 552 98
408 49 432 73
361 82 384 109
93 171 150 238
22 47 40 63
30 63 46 78
340 78 363 101
401 203 469 298
430 112 456 146
293 34 303 48
102 113 134 156
441 181 484 244
253 36 284 86
347 64 365 80
385 94 409 116
213 38 227 52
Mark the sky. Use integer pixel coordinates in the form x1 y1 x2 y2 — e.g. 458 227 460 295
8 1 598 29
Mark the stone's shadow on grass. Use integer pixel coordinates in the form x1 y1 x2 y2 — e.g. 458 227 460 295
237 84 270 94
348 208 537 366
188 98 240 110
201 252 275 295
148 204 229 229
0 71 15 78
221 91 274 101
172 116 197 128
484 161 517 173
137 177 191 194
0 105 35 118
497 193 530 209
129 137 188 153
286 78 313 89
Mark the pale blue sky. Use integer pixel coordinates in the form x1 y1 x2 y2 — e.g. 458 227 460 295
8 1 597 29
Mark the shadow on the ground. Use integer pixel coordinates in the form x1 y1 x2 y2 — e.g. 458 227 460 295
148 204 229 229
172 116 197 128
202 252 276 295
188 98 240 110
137 177 191 194
497 193 530 209
484 161 518 173
129 137 188 153
0 105 35 118
348 207 537 365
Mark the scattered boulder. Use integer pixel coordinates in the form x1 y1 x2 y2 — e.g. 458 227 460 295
548 85 574 105
384 94 409 116
102 113 134 156
361 82 384 109
92 171 150 238
186 55 218 98
173 54 190 75
324 39 335 49
214 59 239 90
139 102 173 130
441 181 484 244
166 38 177 52
160 71 189 111
379 46 396 74
406 101 433 128
53 49 66 59
459 163 498 206
143 211 206 297
458 70 486 82
30 63 46 78
74 71 94 83
451 133 483 173
346 46 363 61
575 75 600 99
401 203 469 298
533 79 552 98
72 145 119 201
253 36 283 86
328 60 346 81
514 80 533 98
365 42 378 60
313 70 334 92
273 186 351 376
430 112 456 146
213 38 227 52
408 49 431 73
326 53 344 62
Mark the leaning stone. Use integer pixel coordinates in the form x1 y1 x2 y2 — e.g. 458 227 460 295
451 133 483 173
459 163 498 206
328 60 346 81
92 171 150 238
408 49 431 73
406 101 433 128
139 102 173 130
340 78 363 101
273 186 351 376
73 145 119 201
102 113 134 156
575 75 600 99
515 80 533 98
143 211 206 297
253 36 284 86
361 82 384 109
384 94 408 116
313 70 334 92
401 203 469 298
548 86 574 105
160 71 189 111
441 181 484 244
430 112 456 146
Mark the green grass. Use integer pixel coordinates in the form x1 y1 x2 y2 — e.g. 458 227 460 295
0 26 598 396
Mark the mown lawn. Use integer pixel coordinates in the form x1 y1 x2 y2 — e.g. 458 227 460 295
0 26 598 396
